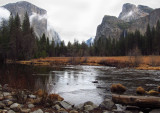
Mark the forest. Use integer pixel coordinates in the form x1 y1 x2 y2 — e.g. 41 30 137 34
0 13 160 63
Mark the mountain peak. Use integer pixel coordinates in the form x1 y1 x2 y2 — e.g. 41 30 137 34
3 1 46 16
1 1 60 43
118 3 153 22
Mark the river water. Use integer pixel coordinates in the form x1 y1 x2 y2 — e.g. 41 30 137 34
0 64 160 105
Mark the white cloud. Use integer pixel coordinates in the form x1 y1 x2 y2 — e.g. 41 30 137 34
29 12 47 22
0 7 10 23
0 0 160 43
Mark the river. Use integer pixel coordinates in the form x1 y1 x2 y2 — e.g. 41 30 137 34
0 64 160 105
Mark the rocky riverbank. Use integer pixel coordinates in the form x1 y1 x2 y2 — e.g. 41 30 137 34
0 84 160 113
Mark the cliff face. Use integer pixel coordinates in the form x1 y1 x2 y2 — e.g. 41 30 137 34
128 8 160 34
118 3 153 22
2 1 60 43
96 16 125 40
95 3 159 40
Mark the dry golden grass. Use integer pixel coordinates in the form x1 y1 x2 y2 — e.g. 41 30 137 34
34 89 48 97
48 94 64 101
147 90 159 96
136 87 146 95
15 56 160 70
111 83 126 94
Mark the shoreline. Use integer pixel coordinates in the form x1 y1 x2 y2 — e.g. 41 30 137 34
8 56 160 70
0 84 160 113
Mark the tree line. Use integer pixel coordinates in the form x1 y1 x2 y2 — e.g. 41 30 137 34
0 13 36 63
0 13 160 64
94 20 160 56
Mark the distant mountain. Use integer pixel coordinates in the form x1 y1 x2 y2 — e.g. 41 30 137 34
1 1 60 43
86 37 94 46
95 3 159 40
118 3 153 22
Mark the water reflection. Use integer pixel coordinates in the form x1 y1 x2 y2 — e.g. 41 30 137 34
1 64 160 105
40 67 102 105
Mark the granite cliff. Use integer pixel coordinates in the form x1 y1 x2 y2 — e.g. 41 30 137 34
95 3 158 40
2 1 60 43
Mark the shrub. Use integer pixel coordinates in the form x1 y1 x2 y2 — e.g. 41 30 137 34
136 87 145 95
48 94 64 101
147 90 159 96
111 83 126 94
34 89 48 97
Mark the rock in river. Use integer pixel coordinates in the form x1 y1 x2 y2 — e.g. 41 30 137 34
28 103 35 108
60 101 73 109
100 99 115 110
84 105 94 111
10 103 21 112
31 109 43 113
0 102 6 109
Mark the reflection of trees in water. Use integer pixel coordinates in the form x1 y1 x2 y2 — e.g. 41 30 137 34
34 78 46 91
46 72 58 94
0 64 35 90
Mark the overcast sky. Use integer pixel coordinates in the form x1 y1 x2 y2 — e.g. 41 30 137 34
0 0 160 43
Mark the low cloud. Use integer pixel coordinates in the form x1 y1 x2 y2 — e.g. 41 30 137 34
0 7 10 23
29 12 47 22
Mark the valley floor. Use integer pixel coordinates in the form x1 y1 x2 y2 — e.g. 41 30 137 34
11 56 160 70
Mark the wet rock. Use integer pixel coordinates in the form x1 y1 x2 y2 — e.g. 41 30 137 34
31 109 43 113
60 101 73 109
52 104 61 110
5 95 13 100
112 110 125 113
127 110 139 113
3 92 11 97
10 103 21 112
103 110 113 113
83 110 89 113
20 108 31 113
75 103 84 110
28 94 36 99
150 109 160 113
58 108 68 113
126 106 139 110
27 97 42 104
116 104 126 111
92 81 98 83
84 105 94 111
84 101 94 106
3 100 13 106
8 110 16 113
100 99 115 110
28 103 35 108
112 110 132 113
58 111 68 113
83 101 97 109
4 106 10 110
69 110 78 113
0 102 6 109
0 94 4 101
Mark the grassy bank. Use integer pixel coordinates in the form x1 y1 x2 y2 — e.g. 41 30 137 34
10 56 160 70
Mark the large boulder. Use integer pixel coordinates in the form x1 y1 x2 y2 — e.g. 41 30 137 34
100 99 116 110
